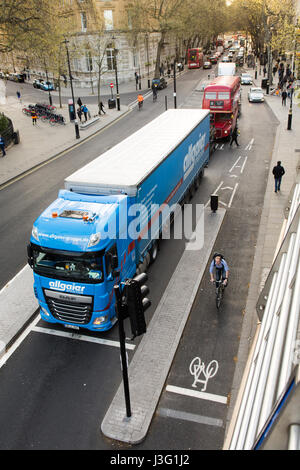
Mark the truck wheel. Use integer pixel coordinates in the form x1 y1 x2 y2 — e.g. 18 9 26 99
150 240 159 263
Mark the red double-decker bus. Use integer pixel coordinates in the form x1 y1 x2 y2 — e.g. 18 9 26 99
202 75 241 139
187 48 204 69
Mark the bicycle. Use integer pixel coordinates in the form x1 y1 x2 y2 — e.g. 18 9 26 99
49 114 65 126
215 279 226 309
138 100 143 110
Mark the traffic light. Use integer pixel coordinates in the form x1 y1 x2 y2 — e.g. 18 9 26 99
124 273 151 338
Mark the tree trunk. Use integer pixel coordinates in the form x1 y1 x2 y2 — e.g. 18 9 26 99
154 31 166 78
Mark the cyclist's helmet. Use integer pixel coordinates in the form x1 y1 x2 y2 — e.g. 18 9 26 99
213 253 223 260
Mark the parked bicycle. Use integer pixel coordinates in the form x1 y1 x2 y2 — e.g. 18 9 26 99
49 114 65 125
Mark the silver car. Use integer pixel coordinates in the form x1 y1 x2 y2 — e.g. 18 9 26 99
241 73 252 85
248 87 264 102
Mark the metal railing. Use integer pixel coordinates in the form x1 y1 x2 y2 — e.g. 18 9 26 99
226 183 300 450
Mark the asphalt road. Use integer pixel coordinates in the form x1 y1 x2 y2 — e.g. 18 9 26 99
0 67 278 450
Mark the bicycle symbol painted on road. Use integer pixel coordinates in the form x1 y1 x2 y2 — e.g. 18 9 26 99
189 357 219 392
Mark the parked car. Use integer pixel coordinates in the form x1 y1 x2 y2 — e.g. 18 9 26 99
241 73 253 85
203 61 212 69
152 77 167 90
248 87 264 102
40 81 55 91
33 79 44 89
8 73 25 83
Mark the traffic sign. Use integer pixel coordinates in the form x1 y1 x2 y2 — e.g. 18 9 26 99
110 83 114 88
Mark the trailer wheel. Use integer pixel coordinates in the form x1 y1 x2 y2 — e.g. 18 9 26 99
150 240 159 263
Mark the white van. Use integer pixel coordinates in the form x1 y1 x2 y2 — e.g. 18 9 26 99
218 62 236 76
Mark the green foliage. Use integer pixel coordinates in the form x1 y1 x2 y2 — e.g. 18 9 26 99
0 113 9 133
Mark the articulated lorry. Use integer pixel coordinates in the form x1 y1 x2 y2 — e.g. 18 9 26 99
27 109 210 332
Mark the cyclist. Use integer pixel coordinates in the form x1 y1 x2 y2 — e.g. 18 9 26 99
152 83 158 101
209 253 229 286
137 94 144 109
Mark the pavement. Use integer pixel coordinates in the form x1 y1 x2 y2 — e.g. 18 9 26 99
0 65 300 446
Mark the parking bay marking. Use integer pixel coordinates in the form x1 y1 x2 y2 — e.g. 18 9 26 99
32 326 135 350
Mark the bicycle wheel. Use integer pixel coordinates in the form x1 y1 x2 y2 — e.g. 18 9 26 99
216 283 222 309
49 118 57 126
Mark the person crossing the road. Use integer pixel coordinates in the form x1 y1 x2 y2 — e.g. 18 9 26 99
230 125 240 147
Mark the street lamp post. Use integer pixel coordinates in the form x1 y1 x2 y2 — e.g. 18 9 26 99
113 49 120 111
64 38 80 139
146 33 150 89
173 59 177 108
44 61 53 106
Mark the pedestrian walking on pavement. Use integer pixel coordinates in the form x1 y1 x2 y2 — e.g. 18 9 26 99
31 109 37 126
77 97 82 108
230 126 240 147
0 134 6 157
272 161 285 193
100 101 106 115
77 106 82 122
281 89 287 106
82 105 88 122
16 90 21 103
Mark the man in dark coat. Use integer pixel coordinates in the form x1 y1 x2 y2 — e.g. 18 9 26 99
230 125 239 147
272 161 285 193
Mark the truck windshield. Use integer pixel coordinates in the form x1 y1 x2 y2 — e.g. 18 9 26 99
32 246 104 283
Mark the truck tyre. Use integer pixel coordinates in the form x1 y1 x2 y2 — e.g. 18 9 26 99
150 240 159 263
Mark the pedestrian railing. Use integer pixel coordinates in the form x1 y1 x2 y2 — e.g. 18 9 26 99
225 182 300 450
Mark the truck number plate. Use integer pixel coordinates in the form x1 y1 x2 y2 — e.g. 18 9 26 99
64 324 80 330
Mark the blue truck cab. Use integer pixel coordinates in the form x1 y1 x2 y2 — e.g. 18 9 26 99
28 109 210 331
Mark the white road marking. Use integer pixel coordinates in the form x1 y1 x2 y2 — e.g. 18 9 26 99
166 384 228 404
158 407 223 427
229 156 241 173
245 138 254 150
32 326 135 350
0 315 40 369
240 156 248 174
228 183 239 208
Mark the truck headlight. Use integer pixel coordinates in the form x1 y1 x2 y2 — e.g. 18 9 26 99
93 315 108 325
32 226 39 241
40 306 50 317
88 232 101 247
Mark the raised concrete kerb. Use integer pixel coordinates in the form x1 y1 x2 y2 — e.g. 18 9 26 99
101 207 226 444
0 265 38 358
79 116 100 129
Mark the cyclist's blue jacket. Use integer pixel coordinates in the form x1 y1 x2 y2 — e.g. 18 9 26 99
209 259 229 273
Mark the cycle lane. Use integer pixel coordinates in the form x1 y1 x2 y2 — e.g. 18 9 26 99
134 96 279 450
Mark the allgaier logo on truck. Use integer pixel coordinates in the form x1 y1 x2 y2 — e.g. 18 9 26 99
183 133 206 181
49 280 85 293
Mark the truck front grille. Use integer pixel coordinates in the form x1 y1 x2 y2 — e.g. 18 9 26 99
44 289 93 325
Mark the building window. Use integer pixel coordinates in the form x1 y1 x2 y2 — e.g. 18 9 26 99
85 51 93 71
104 10 113 30
81 12 87 32
106 45 115 71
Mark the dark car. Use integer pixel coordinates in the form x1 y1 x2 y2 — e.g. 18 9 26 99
209 56 218 64
152 77 167 90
